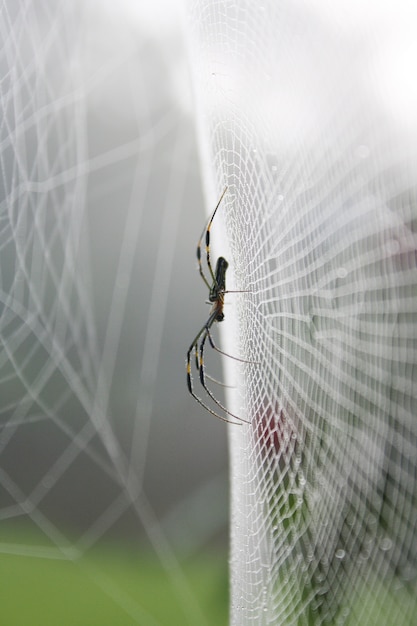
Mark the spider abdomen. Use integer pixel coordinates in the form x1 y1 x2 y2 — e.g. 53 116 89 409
209 256 228 302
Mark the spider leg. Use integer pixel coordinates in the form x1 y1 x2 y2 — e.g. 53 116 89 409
194 340 199 370
204 373 235 388
186 312 248 424
193 337 233 387
186 325 241 424
196 186 227 289
198 319 250 424
206 328 260 364
187 341 242 425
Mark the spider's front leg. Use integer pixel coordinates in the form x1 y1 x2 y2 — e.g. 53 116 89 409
196 187 228 289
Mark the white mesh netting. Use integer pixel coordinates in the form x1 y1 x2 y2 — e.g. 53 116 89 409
185 1 417 624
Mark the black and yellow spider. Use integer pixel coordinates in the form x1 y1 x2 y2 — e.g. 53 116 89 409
186 187 250 425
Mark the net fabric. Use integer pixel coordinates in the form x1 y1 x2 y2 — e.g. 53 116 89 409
185 1 417 624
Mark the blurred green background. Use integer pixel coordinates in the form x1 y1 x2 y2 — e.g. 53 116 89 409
1 527 228 625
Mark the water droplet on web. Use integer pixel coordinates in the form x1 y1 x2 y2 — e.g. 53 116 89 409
380 537 393 551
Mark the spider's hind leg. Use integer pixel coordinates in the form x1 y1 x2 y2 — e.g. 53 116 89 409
198 331 250 424
206 328 259 364
186 337 242 425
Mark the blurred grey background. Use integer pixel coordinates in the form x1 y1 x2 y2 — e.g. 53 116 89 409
0 0 229 556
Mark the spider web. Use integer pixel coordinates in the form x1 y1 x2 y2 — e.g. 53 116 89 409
185 1 417 624
0 1 229 624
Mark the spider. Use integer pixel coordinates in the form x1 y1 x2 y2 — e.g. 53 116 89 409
186 187 250 425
